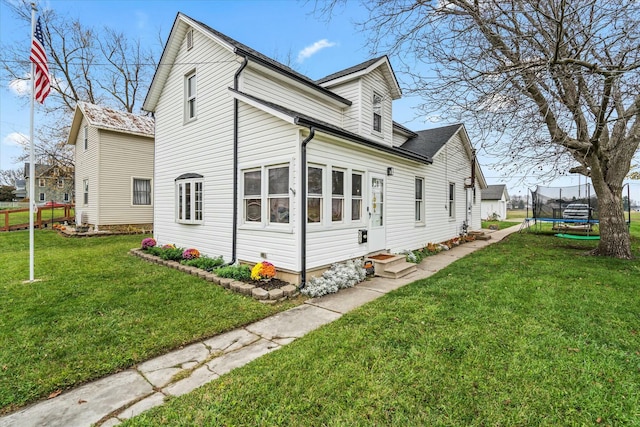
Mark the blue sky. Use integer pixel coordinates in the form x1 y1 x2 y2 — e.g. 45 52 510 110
1 0 638 201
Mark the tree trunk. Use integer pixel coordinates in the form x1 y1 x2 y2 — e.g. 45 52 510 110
590 179 632 259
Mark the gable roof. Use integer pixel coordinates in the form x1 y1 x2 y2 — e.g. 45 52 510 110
230 88 432 165
400 124 463 158
67 102 154 145
24 163 53 178
316 56 402 100
482 184 509 201
143 13 352 112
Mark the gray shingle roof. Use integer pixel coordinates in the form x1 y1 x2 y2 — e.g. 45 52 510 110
482 184 508 200
315 57 386 84
230 88 432 165
399 124 463 158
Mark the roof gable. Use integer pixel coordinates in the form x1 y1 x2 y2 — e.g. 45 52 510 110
482 185 509 201
143 13 352 112
317 56 402 100
67 102 154 145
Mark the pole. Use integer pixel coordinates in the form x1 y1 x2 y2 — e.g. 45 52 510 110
28 4 36 282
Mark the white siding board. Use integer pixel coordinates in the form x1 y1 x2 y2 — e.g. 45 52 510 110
73 116 99 225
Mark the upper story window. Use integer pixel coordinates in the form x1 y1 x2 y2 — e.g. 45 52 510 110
415 177 424 223
373 92 382 132
449 182 455 218
186 28 194 50
307 166 323 224
185 71 197 122
57 178 64 188
176 173 203 224
83 125 88 150
38 178 46 187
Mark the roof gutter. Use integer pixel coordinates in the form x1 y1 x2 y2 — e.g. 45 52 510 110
299 126 316 289
226 55 249 266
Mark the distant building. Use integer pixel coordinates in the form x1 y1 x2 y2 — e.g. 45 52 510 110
481 184 510 220
13 179 26 200
24 163 74 204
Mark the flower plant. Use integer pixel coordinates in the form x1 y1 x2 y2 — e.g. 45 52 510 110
141 238 156 250
250 261 276 281
182 248 200 260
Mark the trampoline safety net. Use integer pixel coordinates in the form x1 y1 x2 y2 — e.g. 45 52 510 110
531 184 598 220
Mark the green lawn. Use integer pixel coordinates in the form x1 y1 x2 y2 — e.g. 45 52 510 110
0 231 300 413
124 222 640 426
481 220 520 230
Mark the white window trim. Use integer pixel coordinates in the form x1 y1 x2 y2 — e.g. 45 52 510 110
57 178 64 189
83 179 89 206
185 70 197 123
239 164 291 229
372 92 383 134
39 192 45 202
38 178 46 187
175 175 204 225
83 126 88 150
351 171 364 223
131 177 153 207
307 164 324 225
415 176 425 224
448 182 456 219
331 168 345 223
242 168 262 223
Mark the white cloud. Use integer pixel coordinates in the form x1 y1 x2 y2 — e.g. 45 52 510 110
3 132 29 147
9 77 30 96
297 39 337 63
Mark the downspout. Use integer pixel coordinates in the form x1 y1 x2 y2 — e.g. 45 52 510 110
299 126 316 289
227 55 249 266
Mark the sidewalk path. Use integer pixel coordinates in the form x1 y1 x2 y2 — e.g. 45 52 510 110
1 224 523 427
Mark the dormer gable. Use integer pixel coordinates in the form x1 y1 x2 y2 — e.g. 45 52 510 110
316 56 402 100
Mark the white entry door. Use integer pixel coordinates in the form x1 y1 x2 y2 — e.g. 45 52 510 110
368 173 386 252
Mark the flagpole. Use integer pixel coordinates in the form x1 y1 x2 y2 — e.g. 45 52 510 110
28 3 37 282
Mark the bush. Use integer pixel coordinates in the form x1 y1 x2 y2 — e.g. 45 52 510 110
406 250 425 264
301 259 366 298
157 247 185 261
182 256 224 271
215 264 252 281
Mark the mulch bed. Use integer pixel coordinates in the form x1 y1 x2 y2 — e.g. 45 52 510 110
248 278 291 291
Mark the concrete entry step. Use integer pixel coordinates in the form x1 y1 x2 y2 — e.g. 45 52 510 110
367 253 417 279
469 230 492 240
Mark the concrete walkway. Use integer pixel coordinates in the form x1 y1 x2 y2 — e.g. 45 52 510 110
1 225 523 427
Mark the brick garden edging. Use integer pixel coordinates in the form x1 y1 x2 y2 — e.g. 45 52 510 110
129 248 298 303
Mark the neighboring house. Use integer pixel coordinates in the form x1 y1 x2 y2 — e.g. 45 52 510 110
142 12 487 284
13 179 27 200
67 102 155 230
24 163 74 204
481 184 510 220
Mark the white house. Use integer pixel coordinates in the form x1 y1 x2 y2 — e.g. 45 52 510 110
481 184 510 220
67 102 155 230
142 12 486 284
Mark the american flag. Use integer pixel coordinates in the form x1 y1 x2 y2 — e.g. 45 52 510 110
30 17 50 104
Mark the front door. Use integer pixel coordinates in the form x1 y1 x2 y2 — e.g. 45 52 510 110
368 173 386 252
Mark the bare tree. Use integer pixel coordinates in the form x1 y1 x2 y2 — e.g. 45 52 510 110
0 169 23 186
315 0 639 259
0 0 157 169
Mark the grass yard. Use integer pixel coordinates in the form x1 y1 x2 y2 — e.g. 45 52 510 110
481 220 520 230
124 222 640 426
0 207 74 228
0 230 300 413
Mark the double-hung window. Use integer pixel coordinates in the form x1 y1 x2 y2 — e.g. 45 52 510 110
132 178 152 206
351 172 362 221
38 178 45 187
373 92 382 132
83 179 89 205
243 170 262 222
57 178 64 188
83 126 88 150
332 169 345 222
39 192 45 202
176 173 203 224
185 71 197 121
448 182 455 218
268 166 289 224
415 177 424 222
307 166 323 223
